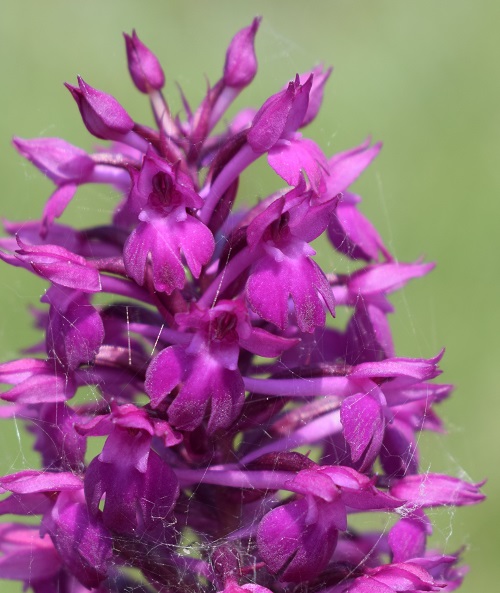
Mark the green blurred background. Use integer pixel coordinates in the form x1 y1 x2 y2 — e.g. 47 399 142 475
0 1 498 591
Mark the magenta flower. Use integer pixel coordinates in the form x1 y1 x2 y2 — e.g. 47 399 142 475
245 180 337 331
0 19 483 593
74 403 181 541
123 147 215 293
145 299 295 433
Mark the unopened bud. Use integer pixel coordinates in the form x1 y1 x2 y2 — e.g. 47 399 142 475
124 30 165 93
65 76 134 140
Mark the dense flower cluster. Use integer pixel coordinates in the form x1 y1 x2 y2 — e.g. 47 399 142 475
0 19 483 593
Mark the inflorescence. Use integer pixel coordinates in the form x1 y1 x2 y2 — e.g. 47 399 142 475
0 19 483 593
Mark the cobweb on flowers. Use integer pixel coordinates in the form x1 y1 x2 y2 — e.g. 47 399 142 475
0 175 470 593
0 32 474 593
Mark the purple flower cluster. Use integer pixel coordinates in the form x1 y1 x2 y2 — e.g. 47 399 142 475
0 19 483 593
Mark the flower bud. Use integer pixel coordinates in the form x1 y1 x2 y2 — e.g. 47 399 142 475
65 76 134 140
223 17 261 89
124 30 165 93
